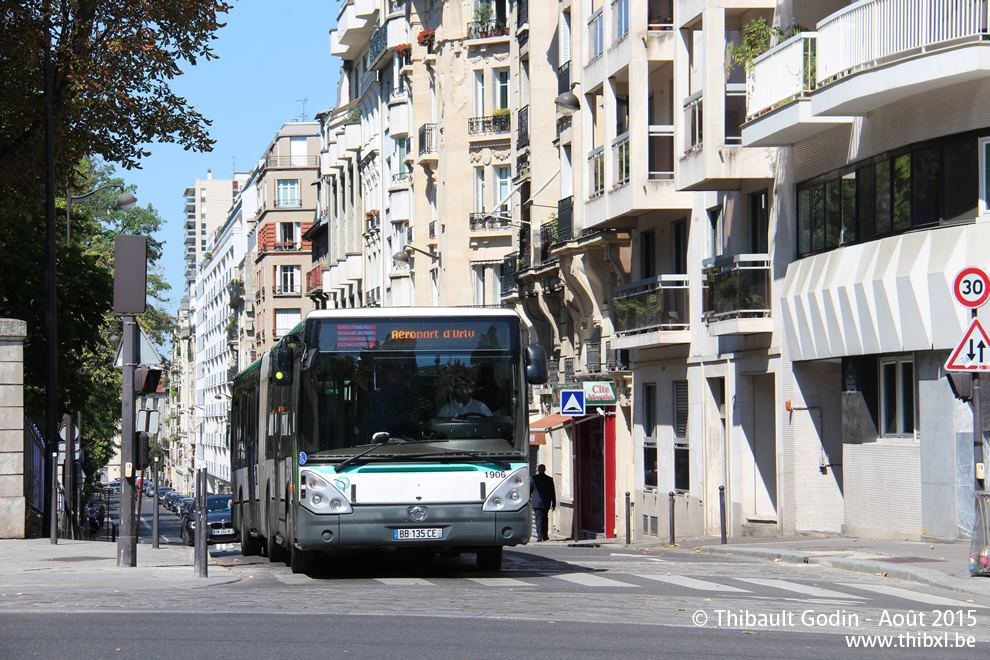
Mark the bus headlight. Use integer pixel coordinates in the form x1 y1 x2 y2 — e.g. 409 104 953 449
300 470 353 515
482 466 530 512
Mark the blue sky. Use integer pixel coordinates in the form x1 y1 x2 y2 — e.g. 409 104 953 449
123 0 338 312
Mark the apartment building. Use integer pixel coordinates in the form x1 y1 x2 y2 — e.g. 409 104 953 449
741 0 990 540
195 171 250 493
250 123 320 355
177 173 240 494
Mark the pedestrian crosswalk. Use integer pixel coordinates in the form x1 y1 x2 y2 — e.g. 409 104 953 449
358 572 987 611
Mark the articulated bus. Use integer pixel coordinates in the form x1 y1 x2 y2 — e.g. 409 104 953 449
230 307 548 573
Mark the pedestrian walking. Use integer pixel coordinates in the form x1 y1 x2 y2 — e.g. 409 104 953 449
530 464 556 542
86 506 98 540
96 506 106 530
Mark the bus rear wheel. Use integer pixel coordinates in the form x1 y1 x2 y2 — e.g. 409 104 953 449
477 547 503 570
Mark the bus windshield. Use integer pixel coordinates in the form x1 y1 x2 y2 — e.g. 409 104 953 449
299 318 524 461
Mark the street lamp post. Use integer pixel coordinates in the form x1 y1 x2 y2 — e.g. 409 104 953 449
66 184 137 244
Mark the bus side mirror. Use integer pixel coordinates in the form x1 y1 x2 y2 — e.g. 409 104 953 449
273 344 294 386
525 345 548 385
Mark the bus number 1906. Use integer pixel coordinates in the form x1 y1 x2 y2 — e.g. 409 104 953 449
485 471 506 479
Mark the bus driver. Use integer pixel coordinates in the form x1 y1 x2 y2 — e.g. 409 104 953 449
437 375 493 418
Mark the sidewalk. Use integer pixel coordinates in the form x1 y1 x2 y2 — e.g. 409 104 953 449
538 532 990 599
0 538 238 593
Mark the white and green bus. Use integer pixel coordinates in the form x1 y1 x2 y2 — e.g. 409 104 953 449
230 307 548 573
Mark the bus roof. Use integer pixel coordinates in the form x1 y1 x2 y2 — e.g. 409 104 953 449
306 307 520 321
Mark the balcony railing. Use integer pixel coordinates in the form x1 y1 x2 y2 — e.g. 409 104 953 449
589 147 604 198
517 0 528 26
747 32 817 120
274 284 302 295
613 132 630 187
228 281 244 306
557 195 574 243
429 220 437 239
556 115 571 138
306 266 324 292
469 211 512 231
613 275 689 334
467 20 509 39
517 105 530 149
468 114 511 135
367 24 387 67
389 0 406 14
392 171 411 186
418 123 438 155
818 0 989 84
259 240 302 252
539 219 559 264
702 254 771 322
648 125 674 179
684 92 703 154
264 155 320 169
501 253 520 294
557 60 571 95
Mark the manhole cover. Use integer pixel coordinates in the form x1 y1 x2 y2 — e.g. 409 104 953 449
43 556 108 563
880 556 947 564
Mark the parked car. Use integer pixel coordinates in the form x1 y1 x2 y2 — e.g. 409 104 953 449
176 498 194 517
164 492 183 512
157 487 175 504
180 495 238 546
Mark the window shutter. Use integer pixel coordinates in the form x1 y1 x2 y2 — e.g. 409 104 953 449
674 381 688 438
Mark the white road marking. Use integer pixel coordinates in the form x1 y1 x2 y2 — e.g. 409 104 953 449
840 583 988 609
374 578 435 586
636 574 750 593
467 577 535 587
554 573 639 588
735 578 866 600
610 553 668 563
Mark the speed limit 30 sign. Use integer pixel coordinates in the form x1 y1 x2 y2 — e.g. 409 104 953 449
953 267 990 309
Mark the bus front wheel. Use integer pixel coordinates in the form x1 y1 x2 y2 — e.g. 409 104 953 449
238 505 262 557
477 547 503 570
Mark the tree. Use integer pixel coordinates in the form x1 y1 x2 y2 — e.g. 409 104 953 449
0 0 230 223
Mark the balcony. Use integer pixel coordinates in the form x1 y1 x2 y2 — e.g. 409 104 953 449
743 0 989 147
517 0 527 27
500 252 521 295
557 61 571 95
468 114 511 136
702 254 772 336
367 23 389 69
264 155 320 169
469 212 513 232
274 284 302 296
418 123 438 160
228 281 244 307
306 266 326 294
467 20 510 40
611 275 690 349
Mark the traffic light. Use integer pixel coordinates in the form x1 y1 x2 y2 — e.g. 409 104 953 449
134 367 162 395
135 431 150 471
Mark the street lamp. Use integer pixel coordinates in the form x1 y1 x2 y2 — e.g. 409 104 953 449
554 82 581 115
67 184 138 244
392 243 441 267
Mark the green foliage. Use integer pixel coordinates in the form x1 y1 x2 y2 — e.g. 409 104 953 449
726 18 806 73
473 2 493 26
0 156 176 489
0 0 231 225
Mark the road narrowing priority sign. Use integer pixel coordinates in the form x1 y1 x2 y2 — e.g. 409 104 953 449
945 318 990 371
953 267 990 309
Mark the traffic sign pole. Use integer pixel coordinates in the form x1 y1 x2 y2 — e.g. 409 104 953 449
975 308 985 492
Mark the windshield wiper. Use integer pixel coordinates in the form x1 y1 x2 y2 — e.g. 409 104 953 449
399 451 512 470
334 436 444 472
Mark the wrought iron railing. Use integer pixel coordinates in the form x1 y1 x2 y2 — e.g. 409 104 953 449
539 219 559 263
264 155 320 169
469 212 512 231
501 253 520 294
517 0 528 26
557 60 571 95
468 114 511 135
557 196 573 243
429 221 436 239
467 19 509 39
392 171 411 186
418 123 438 155
367 24 387 66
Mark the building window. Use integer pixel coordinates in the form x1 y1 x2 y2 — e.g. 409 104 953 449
276 179 301 208
641 229 656 279
493 68 509 110
495 166 511 214
278 222 298 250
880 356 915 439
673 380 689 492
276 265 300 295
750 190 769 254
274 308 301 336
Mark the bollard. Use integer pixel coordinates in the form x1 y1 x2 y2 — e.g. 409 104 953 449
719 485 727 545
668 491 676 545
111 522 117 543
624 491 631 545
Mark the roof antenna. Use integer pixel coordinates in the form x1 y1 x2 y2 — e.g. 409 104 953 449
296 98 308 122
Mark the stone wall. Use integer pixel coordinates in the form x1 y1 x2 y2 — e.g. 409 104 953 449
0 319 27 538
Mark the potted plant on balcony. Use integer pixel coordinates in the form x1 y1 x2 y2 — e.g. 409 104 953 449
394 42 411 61
491 106 511 131
473 2 493 38
417 27 435 51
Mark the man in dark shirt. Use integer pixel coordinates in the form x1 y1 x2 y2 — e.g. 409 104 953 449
530 464 556 542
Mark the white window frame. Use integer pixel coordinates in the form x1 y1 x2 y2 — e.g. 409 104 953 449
276 179 301 208
495 166 511 214
880 355 916 440
493 68 509 110
474 167 486 212
276 265 300 295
